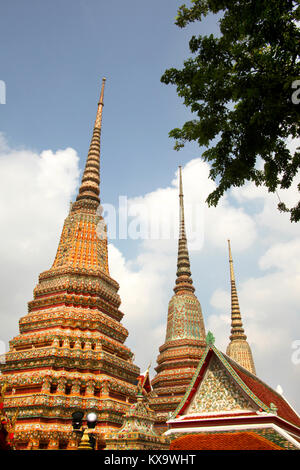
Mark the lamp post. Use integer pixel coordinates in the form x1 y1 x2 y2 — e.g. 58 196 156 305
71 411 94 450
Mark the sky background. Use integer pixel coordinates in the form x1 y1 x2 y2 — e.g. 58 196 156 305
0 1 299 412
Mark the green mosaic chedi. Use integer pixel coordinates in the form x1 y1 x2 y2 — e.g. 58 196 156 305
150 167 206 430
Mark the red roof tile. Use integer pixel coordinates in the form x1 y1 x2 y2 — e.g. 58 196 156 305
170 432 283 450
229 361 300 429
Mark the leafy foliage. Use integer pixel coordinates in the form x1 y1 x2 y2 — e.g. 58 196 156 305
162 0 300 221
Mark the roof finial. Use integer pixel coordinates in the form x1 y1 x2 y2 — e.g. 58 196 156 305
75 77 106 206
174 166 195 295
206 331 215 346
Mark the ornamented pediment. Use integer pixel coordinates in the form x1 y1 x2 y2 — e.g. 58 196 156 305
184 355 255 415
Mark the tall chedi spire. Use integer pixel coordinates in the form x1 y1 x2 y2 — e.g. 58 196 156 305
75 77 105 206
51 77 110 274
174 166 195 295
0 79 140 450
226 240 256 375
150 166 206 432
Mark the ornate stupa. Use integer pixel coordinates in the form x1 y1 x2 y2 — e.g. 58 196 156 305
150 166 206 431
105 387 169 450
0 79 140 450
226 240 256 375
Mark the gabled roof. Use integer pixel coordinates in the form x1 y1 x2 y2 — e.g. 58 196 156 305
138 367 152 395
227 356 300 429
172 344 300 430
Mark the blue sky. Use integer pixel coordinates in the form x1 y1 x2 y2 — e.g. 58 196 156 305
0 1 299 411
0 0 216 199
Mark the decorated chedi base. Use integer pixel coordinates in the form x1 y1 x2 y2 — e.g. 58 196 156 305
150 167 206 432
0 79 140 450
105 386 170 450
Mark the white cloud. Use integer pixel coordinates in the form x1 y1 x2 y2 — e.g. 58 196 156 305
125 159 257 254
0 134 80 344
259 238 300 272
205 202 257 252
108 242 173 368
230 165 300 239
286 136 300 155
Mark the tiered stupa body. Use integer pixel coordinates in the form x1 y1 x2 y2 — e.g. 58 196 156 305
226 240 256 375
150 167 206 431
0 79 140 450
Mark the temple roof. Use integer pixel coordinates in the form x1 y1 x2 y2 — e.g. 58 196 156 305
227 358 300 429
172 344 300 430
169 431 283 450
138 365 152 395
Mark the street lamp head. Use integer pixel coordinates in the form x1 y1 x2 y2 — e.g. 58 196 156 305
86 411 97 429
72 410 84 430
